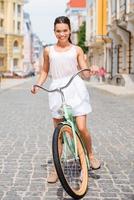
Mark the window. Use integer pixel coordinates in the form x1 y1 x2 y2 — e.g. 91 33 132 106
17 5 21 14
119 0 126 12
26 22 30 30
13 40 20 53
17 21 21 31
119 0 126 7
13 20 15 32
13 58 18 67
0 19 4 27
111 0 117 15
13 40 19 47
0 38 4 46
0 57 4 67
13 3 15 13
88 0 93 6
0 1 4 10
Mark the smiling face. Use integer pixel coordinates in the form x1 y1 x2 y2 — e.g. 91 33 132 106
54 23 71 43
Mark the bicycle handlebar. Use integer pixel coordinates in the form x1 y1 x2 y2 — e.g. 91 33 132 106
33 68 91 93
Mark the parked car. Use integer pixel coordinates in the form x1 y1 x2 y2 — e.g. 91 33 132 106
2 69 35 78
13 69 35 78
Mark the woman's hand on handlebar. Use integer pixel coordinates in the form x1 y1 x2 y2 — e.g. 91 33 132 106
90 70 97 76
31 85 39 94
81 69 92 79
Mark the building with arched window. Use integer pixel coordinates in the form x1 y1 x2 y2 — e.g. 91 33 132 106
0 0 24 74
107 0 134 86
85 0 134 86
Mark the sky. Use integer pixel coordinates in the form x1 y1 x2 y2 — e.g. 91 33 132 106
24 0 68 45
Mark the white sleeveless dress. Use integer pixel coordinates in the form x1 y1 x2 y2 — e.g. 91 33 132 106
48 45 92 119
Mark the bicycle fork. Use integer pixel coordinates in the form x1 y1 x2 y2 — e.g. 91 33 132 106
62 120 78 161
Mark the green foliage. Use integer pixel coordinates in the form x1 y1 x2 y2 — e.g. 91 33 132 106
77 21 88 53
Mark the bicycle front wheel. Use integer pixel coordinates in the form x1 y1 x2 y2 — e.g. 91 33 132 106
52 124 88 199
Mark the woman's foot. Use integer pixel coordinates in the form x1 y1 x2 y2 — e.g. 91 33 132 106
90 157 101 170
47 166 58 183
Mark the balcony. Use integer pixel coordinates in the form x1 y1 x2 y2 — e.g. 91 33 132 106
118 1 126 21
13 47 21 54
129 1 134 13
111 10 117 22
0 47 7 54
126 1 134 22
129 1 134 12
0 9 4 17
119 0 126 12
0 27 4 34
86 35 105 48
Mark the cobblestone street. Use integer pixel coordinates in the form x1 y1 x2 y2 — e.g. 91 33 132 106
0 79 134 200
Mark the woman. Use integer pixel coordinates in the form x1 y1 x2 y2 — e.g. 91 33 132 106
31 16 101 183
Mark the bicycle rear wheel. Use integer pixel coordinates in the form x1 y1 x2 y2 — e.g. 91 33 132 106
52 123 88 199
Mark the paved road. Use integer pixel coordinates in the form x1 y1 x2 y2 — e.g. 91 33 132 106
0 79 134 200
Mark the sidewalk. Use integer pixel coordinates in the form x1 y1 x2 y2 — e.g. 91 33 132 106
0 77 33 92
0 77 134 96
86 81 134 96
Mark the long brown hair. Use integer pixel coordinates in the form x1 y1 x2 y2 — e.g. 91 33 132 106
54 16 72 43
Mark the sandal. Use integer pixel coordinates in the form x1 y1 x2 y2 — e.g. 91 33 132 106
90 158 101 170
47 166 58 183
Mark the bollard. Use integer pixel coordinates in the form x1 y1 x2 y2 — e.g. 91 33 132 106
0 73 1 89
0 73 2 89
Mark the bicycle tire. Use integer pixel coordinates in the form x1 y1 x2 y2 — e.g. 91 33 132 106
52 123 88 199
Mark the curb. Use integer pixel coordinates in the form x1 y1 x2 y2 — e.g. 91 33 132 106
0 77 34 94
85 81 134 96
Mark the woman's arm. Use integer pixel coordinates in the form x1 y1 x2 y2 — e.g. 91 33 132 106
76 46 91 79
31 47 50 94
36 47 49 85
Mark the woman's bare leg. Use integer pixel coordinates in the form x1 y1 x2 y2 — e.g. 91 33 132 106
53 118 63 156
75 115 93 157
53 118 64 128
75 115 100 169
47 118 63 183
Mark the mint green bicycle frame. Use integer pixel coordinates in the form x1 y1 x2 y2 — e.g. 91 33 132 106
34 68 91 170
60 103 90 170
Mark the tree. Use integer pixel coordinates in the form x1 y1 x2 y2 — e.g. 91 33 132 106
77 21 88 53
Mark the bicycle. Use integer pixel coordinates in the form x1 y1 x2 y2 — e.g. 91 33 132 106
34 69 91 199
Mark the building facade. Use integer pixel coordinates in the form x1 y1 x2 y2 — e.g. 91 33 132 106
66 0 86 44
31 33 43 73
85 0 108 69
107 0 134 85
85 0 134 86
0 0 25 74
23 12 32 73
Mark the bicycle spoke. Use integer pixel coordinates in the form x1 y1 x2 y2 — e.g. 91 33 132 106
59 134 85 191
53 124 88 199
